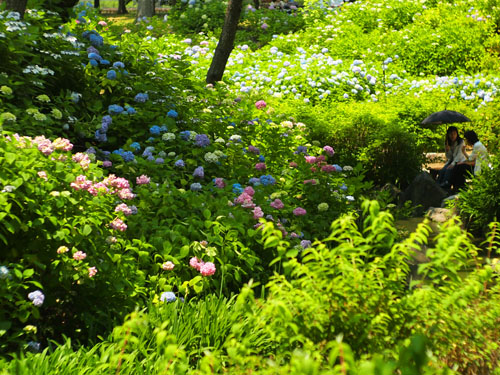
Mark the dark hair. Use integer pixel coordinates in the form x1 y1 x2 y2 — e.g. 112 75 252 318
445 126 462 146
464 130 479 145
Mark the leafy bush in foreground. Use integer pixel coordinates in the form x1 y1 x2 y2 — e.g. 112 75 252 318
2 203 499 373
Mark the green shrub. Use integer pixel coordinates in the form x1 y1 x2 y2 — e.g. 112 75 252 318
457 155 499 234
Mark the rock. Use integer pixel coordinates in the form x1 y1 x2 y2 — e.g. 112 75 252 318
399 172 448 216
426 207 452 223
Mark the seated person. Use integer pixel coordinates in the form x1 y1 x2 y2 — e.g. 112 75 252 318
449 130 488 193
437 126 467 189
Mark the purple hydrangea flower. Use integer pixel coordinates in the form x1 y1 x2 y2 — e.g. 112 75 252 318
195 134 210 147
193 166 204 178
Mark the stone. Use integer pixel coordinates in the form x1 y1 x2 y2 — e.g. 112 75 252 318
399 172 448 216
426 207 452 223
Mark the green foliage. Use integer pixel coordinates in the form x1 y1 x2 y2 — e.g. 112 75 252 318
457 155 500 234
0 134 151 349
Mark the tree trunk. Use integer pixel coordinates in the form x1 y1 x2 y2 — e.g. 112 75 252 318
206 0 243 84
94 0 100 8
136 0 154 19
5 0 28 17
117 0 128 14
253 0 259 9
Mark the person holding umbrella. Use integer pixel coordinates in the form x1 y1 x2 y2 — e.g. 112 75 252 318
449 130 489 193
437 126 467 189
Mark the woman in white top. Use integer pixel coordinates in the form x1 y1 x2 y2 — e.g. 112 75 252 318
450 130 488 193
437 126 467 188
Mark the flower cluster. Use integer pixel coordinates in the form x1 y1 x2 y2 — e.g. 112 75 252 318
189 257 216 276
28 290 44 307
70 174 135 200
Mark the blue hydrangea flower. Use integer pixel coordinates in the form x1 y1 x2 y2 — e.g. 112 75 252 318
190 183 202 191
296 146 307 154
147 155 155 161
300 240 312 249
193 166 204 178
259 155 265 162
89 34 103 47
142 146 154 157
134 93 149 103
167 109 178 118
107 70 117 80
70 92 81 104
150 125 161 135
0 266 10 279
179 131 190 140
102 115 112 127
155 158 164 164
333 164 342 172
113 61 125 69
122 151 135 162
195 134 210 147
160 291 176 302
130 142 141 150
232 183 243 194
88 52 101 61
249 177 261 186
89 59 98 67
340 183 348 191
260 175 276 186
95 130 107 142
28 290 44 306
160 125 168 132
100 59 110 65
27 341 41 353
126 106 136 115
174 159 185 168
108 105 124 115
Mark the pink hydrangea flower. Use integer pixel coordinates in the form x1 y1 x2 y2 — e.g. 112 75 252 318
199 262 216 276
214 178 225 188
253 206 264 220
103 160 112 168
110 218 127 231
136 175 150 185
248 145 260 154
115 203 133 216
37 171 47 180
73 251 87 261
270 199 284 210
189 257 202 271
255 100 267 110
235 192 255 208
316 155 326 162
161 261 175 271
289 162 298 168
52 138 73 151
88 267 98 278
117 188 135 200
261 23 268 30
87 182 109 196
321 165 336 173
323 146 335 156
70 175 92 191
255 163 266 171
244 186 255 196
305 156 317 164
293 207 307 216
303 179 318 185
98 20 107 26
57 246 69 254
